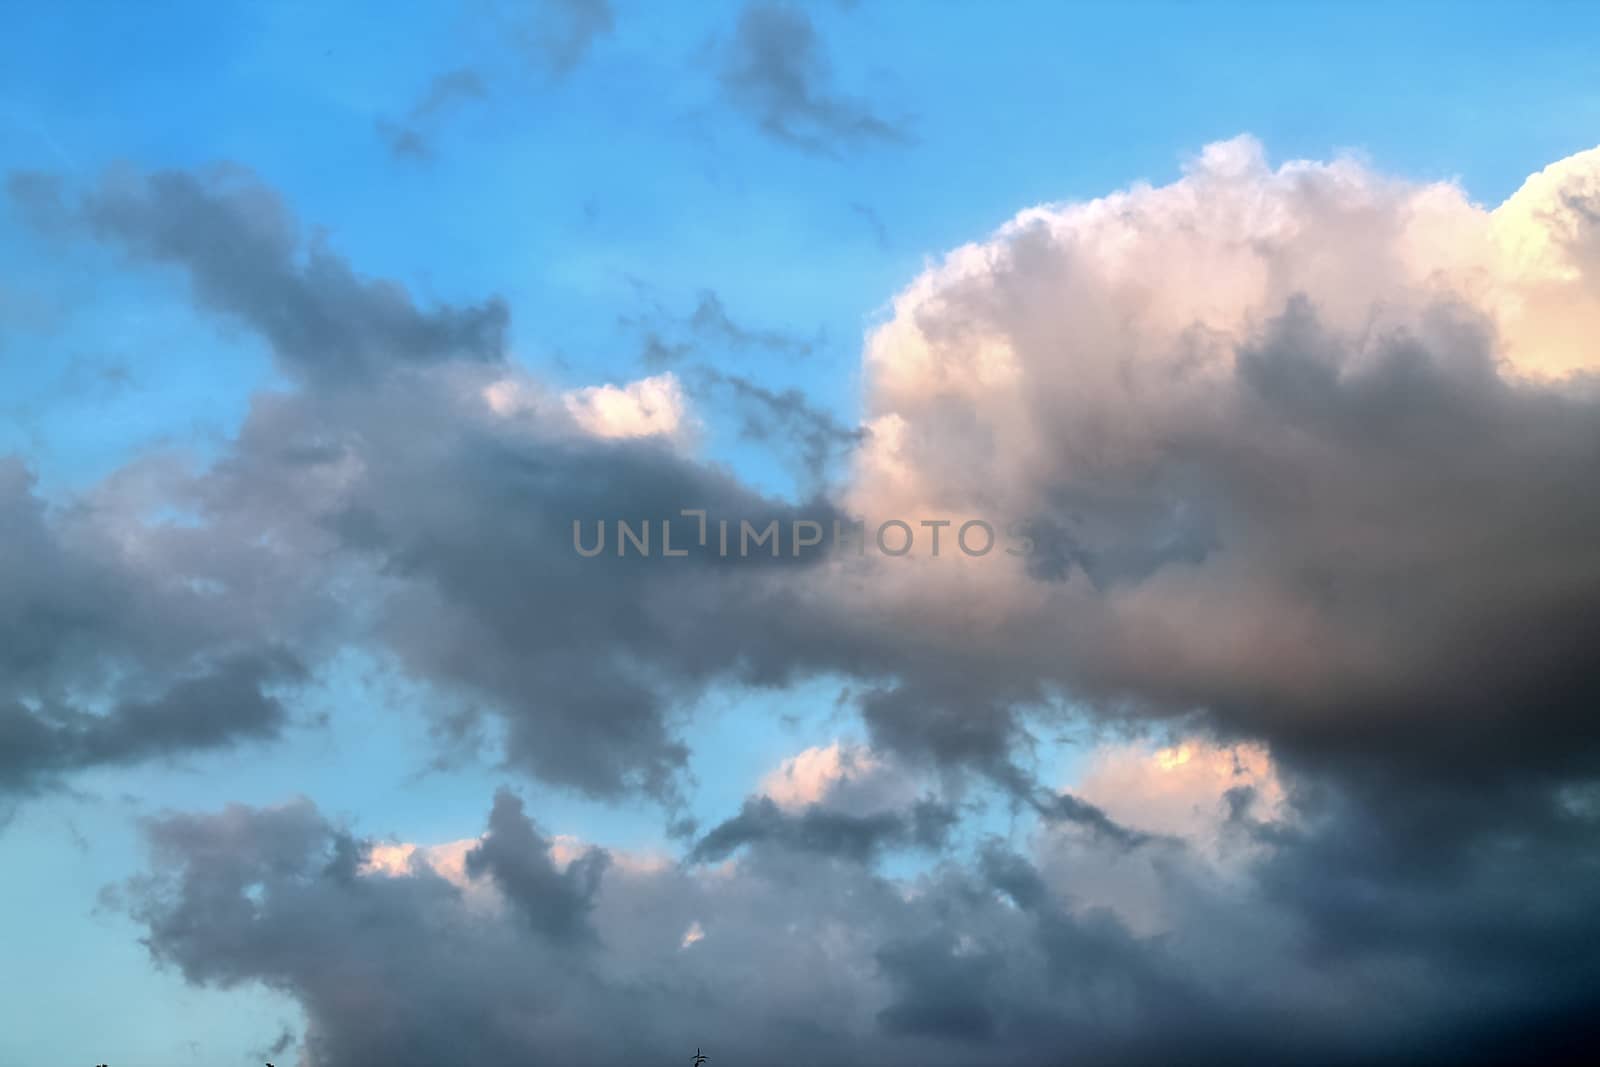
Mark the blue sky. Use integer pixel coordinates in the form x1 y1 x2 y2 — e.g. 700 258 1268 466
8 2 1598 491
5 3 1600 1066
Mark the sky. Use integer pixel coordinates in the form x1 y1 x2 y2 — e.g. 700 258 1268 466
3 2 1600 1065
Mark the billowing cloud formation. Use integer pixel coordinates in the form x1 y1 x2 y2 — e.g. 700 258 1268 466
5 164 874 804
123 772 1599 1066
14 140 1600 1061
0 447 326 803
11 142 1600 806
560 371 688 439
758 740 906 811
843 136 1600 791
1076 739 1284 853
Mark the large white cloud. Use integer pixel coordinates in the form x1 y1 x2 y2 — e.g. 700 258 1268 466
826 137 1600 786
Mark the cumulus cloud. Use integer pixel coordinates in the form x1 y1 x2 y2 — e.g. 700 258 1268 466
561 371 688 439
6 165 858 803
15 139 1600 1060
123 783 1600 1065
13 142 1600 808
758 740 905 811
840 135 1600 791
1075 738 1285 851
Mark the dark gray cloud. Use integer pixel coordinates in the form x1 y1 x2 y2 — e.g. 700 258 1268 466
465 789 609 944
1029 788 1157 850
689 794 955 863
13 166 508 383
1061 300 1600 788
719 3 910 154
6 166 877 806
121 787 1600 1066
0 651 302 795
256 376 860 798
0 450 337 804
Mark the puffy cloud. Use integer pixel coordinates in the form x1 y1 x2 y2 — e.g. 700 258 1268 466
17 140 1600 1060
840 136 1600 793
561 371 688 439
14 143 1600 810
1485 146 1600 377
6 166 857 803
758 740 905 811
1075 738 1285 850
123 787 1600 1066
464 789 610 945
486 370 691 440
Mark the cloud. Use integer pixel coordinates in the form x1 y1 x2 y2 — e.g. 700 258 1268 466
688 290 817 356
851 200 890 247
18 140 1600 1059
1075 738 1285 852
6 166 861 804
14 142 1600 813
719 3 909 154
464 789 610 944
842 136 1600 793
625 288 818 365
0 449 335 803
510 0 614 77
0 650 303 795
689 794 956 863
123 785 1600 1065
409 68 488 123
560 371 688 439
376 67 488 161
697 367 865 490
758 740 899 811
14 165 509 383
